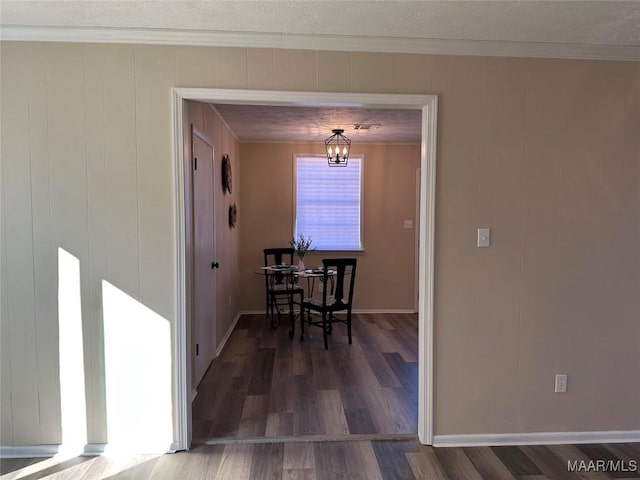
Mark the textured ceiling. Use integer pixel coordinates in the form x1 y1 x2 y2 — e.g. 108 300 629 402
212 104 422 144
5 1 636 143
2 1 639 47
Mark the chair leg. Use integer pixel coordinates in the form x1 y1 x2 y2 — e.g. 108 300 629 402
288 294 295 340
265 291 269 317
268 293 280 329
300 306 306 341
322 311 329 350
347 310 352 345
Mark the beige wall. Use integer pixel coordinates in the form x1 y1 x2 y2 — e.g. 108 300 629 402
1 42 638 447
239 142 420 312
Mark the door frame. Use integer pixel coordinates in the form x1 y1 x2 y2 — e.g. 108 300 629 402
171 88 438 450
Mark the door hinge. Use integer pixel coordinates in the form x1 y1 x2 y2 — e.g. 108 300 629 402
196 343 199 356
193 157 198 170
211 261 219 269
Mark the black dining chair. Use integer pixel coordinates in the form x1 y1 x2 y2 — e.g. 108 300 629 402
263 248 304 328
300 258 357 349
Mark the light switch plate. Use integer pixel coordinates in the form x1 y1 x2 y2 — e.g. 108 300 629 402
555 374 567 393
477 227 490 247
404 220 413 229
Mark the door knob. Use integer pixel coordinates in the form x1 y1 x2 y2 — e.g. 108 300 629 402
211 262 219 269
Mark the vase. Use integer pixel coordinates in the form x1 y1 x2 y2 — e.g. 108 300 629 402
297 257 305 272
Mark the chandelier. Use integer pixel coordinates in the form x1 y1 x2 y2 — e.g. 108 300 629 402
324 129 351 167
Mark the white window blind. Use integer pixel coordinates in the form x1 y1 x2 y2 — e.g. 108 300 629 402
295 156 362 251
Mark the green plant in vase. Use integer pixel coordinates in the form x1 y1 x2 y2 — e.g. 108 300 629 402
289 234 316 271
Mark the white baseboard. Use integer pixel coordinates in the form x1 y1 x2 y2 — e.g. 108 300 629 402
0 444 59 458
0 441 182 458
82 443 106 456
215 311 242 357
433 430 640 447
353 309 416 314
239 309 416 316
168 441 182 453
0 443 105 458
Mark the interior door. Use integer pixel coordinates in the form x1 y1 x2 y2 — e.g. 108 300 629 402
192 130 216 386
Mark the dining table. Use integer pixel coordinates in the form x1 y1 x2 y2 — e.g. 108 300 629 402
256 265 336 334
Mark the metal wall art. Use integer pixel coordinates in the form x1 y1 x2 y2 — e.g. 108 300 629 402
222 154 232 193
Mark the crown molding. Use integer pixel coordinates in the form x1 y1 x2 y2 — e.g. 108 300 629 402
2 25 639 61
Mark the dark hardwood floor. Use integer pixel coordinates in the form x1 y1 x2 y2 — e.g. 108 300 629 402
192 312 419 441
2 441 639 479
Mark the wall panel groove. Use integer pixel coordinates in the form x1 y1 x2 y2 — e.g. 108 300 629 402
1 42 638 447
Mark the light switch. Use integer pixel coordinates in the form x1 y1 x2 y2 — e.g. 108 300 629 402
404 220 413 229
477 227 490 247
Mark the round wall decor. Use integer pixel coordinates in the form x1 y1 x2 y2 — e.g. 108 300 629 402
228 203 237 228
222 154 232 194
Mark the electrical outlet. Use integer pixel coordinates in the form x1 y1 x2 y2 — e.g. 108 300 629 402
477 227 491 247
555 374 567 393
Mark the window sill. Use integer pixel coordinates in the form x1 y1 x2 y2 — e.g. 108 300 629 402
310 249 365 255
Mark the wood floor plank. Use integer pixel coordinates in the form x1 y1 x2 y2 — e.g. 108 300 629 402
316 389 350 435
462 446 517 480
406 446 450 480
343 407 377 434
292 375 323 436
249 442 284 480
207 376 249 437
238 394 270 437
382 352 418 395
491 446 544 477
547 444 611 480
292 343 313 376
371 440 418 480
361 349 403 388
434 447 484 480
215 444 254 480
148 446 222 480
109 456 161 480
265 412 294 437
2 440 637 480
310 349 342 390
352 441 386 480
247 348 276 395
576 443 640 478
283 442 315 470
604 443 640 472
193 313 419 440
147 450 194 480
520 445 583 480
314 441 383 480
0 456 93 480
282 468 317 480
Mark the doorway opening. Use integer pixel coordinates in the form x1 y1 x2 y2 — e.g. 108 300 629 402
171 89 437 451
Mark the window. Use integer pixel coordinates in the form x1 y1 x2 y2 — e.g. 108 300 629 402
294 155 362 251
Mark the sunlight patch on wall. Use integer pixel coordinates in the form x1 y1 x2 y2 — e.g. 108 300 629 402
57 248 88 454
102 280 173 453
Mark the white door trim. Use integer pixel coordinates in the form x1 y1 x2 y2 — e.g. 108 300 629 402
171 88 438 450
